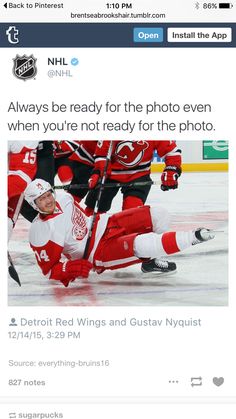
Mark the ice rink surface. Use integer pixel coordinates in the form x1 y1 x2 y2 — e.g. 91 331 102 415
8 172 228 306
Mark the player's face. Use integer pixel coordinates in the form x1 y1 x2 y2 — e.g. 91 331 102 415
35 191 56 214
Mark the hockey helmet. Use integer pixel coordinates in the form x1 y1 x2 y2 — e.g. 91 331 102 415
24 179 54 211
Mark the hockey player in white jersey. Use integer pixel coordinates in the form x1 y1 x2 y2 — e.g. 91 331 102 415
24 179 215 288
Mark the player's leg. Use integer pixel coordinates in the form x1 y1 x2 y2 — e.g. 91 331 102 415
94 205 166 271
134 228 214 260
141 206 176 274
107 205 170 237
122 183 176 275
36 141 55 184
121 174 152 210
94 205 153 271
94 227 214 272
94 205 214 272
68 162 93 204
85 179 119 215
139 206 213 262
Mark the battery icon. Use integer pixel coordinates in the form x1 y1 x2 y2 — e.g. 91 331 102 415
218 3 233 7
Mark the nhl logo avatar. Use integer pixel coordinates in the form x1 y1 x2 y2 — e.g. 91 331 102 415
13 54 37 80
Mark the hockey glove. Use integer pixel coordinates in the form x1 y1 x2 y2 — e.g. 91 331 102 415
88 158 112 189
161 166 182 191
88 170 101 189
51 259 93 287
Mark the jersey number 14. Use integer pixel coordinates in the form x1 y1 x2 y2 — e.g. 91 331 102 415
35 249 50 262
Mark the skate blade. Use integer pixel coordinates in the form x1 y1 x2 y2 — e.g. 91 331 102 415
141 269 177 278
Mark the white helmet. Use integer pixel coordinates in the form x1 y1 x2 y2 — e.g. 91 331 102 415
24 179 54 211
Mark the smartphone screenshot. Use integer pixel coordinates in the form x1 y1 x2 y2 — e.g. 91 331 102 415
1 0 235 417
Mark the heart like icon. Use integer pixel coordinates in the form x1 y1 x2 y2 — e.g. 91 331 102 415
213 377 224 386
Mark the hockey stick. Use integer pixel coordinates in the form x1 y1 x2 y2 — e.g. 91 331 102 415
8 251 21 286
55 179 161 190
8 192 24 286
83 141 114 259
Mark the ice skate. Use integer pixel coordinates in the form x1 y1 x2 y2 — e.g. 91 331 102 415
192 228 215 245
141 259 177 276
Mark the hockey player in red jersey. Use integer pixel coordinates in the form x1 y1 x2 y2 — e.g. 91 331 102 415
86 140 182 211
24 179 214 288
8 141 38 239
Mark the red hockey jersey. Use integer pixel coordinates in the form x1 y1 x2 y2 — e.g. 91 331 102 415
8 141 38 198
94 140 182 182
69 140 97 167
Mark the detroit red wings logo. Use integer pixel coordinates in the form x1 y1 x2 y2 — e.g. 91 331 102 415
115 141 149 167
71 205 88 240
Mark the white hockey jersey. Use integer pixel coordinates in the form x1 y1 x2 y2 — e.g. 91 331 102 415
29 191 109 278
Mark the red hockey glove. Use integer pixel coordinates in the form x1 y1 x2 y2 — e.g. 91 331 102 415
161 166 182 191
51 259 93 287
88 158 111 189
88 170 100 189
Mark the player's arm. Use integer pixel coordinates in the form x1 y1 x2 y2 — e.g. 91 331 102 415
8 144 38 198
30 241 92 287
155 141 182 191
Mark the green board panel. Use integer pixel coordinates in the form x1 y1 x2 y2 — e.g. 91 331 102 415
203 141 229 160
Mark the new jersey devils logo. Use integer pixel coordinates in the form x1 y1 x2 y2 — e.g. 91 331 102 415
115 141 149 167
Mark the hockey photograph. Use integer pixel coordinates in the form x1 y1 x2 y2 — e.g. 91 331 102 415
8 140 228 306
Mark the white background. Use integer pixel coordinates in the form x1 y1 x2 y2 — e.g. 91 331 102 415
1 403 236 418
0 6 236 410
0 48 235 141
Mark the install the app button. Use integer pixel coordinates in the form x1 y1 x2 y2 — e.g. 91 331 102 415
133 28 163 43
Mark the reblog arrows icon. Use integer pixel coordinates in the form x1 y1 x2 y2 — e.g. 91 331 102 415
191 377 203 386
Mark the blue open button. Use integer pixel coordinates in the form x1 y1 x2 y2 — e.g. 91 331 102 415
133 27 163 43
